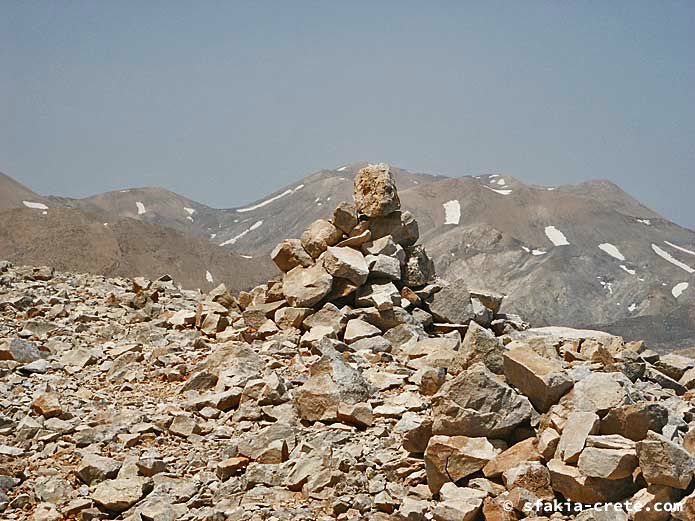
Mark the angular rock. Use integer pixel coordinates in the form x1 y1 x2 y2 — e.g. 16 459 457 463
503 461 554 500
483 438 540 478
91 477 150 513
556 412 600 463
636 431 695 489
355 281 401 310
323 246 369 286
77 453 122 485
577 447 638 480
424 435 497 493
282 264 333 307
271 239 313 272
300 219 343 259
450 321 505 376
343 318 381 344
428 281 473 324
600 402 669 441
547 459 635 503
332 201 358 234
403 245 435 287
431 363 533 438
353 163 400 217
503 346 573 412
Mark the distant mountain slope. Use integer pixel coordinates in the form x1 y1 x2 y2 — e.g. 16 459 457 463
0 207 271 292
2 165 693 349
0 172 50 211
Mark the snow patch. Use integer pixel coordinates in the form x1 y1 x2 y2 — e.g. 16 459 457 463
484 186 513 196
210 233 217 239
443 200 461 225
236 184 305 213
184 207 196 215
219 220 264 246
336 166 347 172
636 218 651 225
672 282 689 298
545 226 570 246
186 216 194 222
652 244 695 274
496 178 506 186
22 201 48 210
205 271 214 283
619 265 636 275
664 240 695 257
240 255 253 259
628 303 637 312
532 249 547 256
136 202 146 215
598 243 625 261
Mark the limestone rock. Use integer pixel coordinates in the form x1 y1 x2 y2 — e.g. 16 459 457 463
323 246 369 286
424 435 497 493
271 239 313 272
353 163 401 217
636 431 695 489
556 412 600 463
577 447 638 480
282 264 333 307
91 477 151 513
431 363 533 438
428 281 474 324
403 245 435 287
300 219 343 259
450 321 505 376
503 347 573 412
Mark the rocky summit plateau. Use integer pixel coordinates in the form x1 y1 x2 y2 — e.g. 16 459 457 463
2 166 695 521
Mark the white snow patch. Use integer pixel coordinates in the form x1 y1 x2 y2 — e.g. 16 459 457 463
598 243 625 261
652 244 695 274
672 282 689 298
240 255 253 259
619 265 636 275
136 202 146 215
522 246 530 253
496 178 506 186
186 216 194 222
295 184 305 191
628 303 637 312
443 200 461 225
184 207 196 215
22 201 48 210
336 166 347 172
219 220 264 246
545 226 570 246
236 189 293 213
636 218 651 225
547 187 556 191
599 280 614 294
484 186 513 196
489 174 500 178
664 240 695 257
210 233 217 239
532 249 547 256
103 223 108 227
205 271 214 283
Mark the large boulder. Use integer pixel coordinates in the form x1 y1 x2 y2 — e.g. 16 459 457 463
431 363 533 438
547 459 636 503
322 246 369 286
503 346 573 412
424 435 497 493
282 264 333 308
353 163 401 217
636 431 695 489
293 344 374 421
271 239 313 272
600 402 669 441
300 219 343 259
450 321 505 376
402 245 435 288
428 281 474 324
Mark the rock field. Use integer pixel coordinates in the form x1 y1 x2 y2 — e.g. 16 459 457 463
1 164 695 520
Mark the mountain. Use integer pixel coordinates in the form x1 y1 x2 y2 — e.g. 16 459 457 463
0 207 271 292
0 172 50 211
2 165 693 350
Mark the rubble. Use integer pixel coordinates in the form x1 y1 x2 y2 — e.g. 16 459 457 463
1 164 694 520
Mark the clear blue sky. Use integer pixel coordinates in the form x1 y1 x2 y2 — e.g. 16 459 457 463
2 1 694 227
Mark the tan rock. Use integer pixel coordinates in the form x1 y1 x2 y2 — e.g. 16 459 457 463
555 411 600 463
323 246 369 286
353 163 400 217
450 321 505 376
547 458 635 503
282 264 333 308
300 219 343 259
343 318 381 344
636 431 695 489
503 461 554 500
538 428 561 461
577 447 638 480
31 392 63 418
271 239 313 272
91 477 150 513
483 438 540 478
503 346 573 412
629 485 681 521
424 435 497 493
600 402 669 441
673 490 695 521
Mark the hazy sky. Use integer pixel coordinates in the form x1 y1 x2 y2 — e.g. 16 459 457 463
2 1 694 227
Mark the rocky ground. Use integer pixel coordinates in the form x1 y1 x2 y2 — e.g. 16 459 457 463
1 165 695 520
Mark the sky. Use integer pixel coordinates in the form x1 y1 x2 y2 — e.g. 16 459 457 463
2 1 694 227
